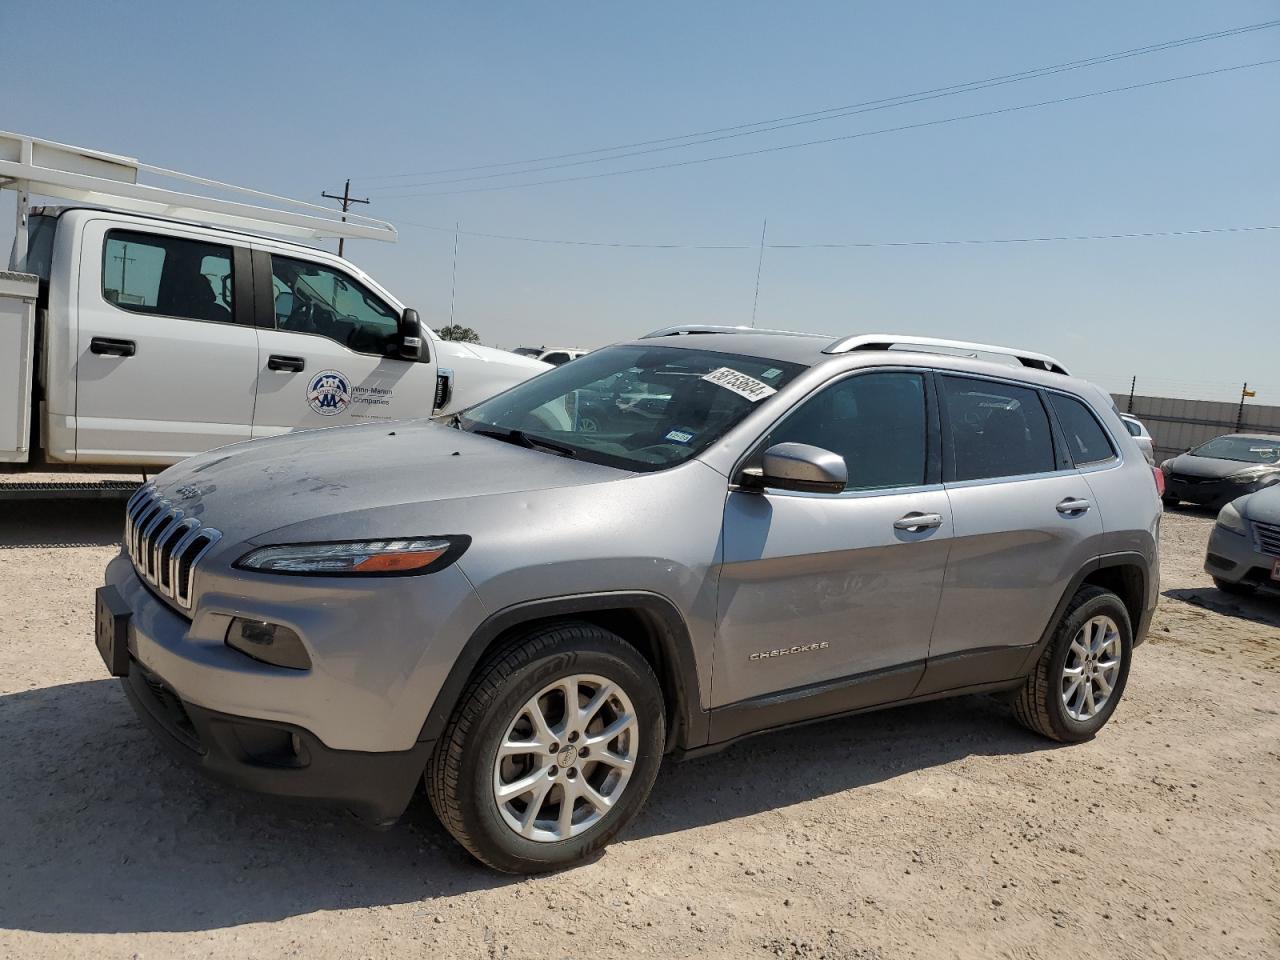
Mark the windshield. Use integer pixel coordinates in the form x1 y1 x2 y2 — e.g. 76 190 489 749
460 344 806 471
1190 436 1280 464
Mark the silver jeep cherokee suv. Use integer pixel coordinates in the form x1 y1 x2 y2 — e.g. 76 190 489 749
97 328 1161 873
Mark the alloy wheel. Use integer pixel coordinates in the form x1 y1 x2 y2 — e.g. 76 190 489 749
1061 614 1122 721
492 674 638 842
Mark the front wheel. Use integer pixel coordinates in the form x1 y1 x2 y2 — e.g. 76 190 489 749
1013 586 1132 743
426 622 666 873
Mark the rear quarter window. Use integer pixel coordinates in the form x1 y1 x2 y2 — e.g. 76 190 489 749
1049 394 1116 466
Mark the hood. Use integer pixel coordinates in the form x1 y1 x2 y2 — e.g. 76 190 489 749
1167 453 1278 480
1241 483 1280 524
436 339 550 372
151 420 625 543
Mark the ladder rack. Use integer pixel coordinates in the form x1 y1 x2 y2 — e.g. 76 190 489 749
1 131 396 267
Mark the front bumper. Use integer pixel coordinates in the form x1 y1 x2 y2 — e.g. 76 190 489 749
1204 522 1280 588
100 547 488 823
121 657 432 824
1165 476 1249 509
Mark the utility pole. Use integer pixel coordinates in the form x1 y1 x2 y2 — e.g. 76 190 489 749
448 222 460 328
750 218 768 328
113 243 136 298
1127 376 1136 413
1236 382 1256 432
321 179 369 258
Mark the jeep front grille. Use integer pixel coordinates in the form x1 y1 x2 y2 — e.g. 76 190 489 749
123 483 222 610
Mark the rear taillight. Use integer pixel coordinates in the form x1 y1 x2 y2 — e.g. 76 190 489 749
1152 466 1166 496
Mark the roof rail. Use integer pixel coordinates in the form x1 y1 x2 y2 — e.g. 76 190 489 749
643 324 828 339
823 333 1069 376
0 131 396 248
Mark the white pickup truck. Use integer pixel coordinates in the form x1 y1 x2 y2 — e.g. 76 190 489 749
0 132 547 473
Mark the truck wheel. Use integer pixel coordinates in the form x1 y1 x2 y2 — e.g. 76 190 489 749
1013 586 1132 743
426 622 665 873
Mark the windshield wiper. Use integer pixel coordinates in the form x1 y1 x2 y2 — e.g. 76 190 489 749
471 427 578 458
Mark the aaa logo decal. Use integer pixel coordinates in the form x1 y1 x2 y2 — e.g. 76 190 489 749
306 369 351 416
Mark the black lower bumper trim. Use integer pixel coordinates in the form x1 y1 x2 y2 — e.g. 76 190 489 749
122 663 432 826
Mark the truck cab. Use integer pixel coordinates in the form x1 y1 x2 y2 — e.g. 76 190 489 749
1 132 548 470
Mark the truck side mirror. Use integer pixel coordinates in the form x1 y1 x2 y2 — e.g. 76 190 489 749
399 308 427 362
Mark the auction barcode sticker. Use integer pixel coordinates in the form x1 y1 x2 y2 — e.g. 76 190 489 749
701 367 777 402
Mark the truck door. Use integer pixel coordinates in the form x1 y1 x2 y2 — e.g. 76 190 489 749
75 222 259 464
249 247 439 436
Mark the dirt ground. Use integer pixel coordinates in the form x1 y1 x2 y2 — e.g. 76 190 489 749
0 501 1276 960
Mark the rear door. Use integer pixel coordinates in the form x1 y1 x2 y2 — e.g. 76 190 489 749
248 246 438 436
919 373 1104 693
714 369 950 716
75 220 258 463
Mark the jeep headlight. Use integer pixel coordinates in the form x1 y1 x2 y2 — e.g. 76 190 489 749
1215 501 1248 536
236 536 468 575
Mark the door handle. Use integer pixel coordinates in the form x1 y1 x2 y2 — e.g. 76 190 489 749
267 355 306 373
894 512 944 532
1056 497 1092 515
90 337 136 357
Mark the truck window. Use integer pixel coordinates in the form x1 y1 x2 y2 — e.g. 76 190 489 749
269 255 400 357
102 230 234 323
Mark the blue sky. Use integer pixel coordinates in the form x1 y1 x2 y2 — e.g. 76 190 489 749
3 1 1278 401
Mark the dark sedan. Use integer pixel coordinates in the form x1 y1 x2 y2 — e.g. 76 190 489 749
1160 433 1280 511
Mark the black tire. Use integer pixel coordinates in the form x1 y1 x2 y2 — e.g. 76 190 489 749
1213 576 1257 596
1161 495 1179 508
1013 585 1133 743
426 622 665 873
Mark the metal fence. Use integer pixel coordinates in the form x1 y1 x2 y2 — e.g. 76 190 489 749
1110 393 1280 462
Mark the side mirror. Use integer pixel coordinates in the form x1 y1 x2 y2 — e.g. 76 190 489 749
398 308 427 361
743 442 847 494
274 291 294 321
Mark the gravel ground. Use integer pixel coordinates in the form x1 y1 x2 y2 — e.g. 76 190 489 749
0 501 1276 959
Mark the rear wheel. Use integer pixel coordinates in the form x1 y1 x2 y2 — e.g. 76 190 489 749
1213 576 1257 596
1161 495 1179 508
427 622 665 873
1013 586 1132 743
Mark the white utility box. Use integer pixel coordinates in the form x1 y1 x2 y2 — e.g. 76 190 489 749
0 271 38 463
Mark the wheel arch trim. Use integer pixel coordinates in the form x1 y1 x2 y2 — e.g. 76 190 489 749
417 591 710 751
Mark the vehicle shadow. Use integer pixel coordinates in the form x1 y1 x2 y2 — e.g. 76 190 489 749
0 500 123 549
1162 587 1280 627
0 678 1057 934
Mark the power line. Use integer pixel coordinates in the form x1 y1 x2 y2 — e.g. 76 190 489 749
379 58 1280 199
395 219 1280 250
359 18 1280 186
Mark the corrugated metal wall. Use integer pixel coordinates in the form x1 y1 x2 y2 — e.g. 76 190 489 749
1110 393 1280 462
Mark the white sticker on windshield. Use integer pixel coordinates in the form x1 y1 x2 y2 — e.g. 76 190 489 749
702 367 777 403
762 367 784 380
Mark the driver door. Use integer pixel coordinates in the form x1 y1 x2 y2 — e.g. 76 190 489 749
248 245 437 436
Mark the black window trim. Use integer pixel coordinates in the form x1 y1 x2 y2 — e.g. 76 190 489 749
98 226 253 329
1042 387 1120 470
259 250 406 360
733 365 942 496
933 370 1064 486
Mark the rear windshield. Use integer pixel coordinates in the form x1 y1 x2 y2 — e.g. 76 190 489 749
459 343 806 472
1191 436 1280 464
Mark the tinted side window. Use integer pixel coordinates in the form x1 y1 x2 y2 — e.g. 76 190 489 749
1123 419 1142 437
1050 394 1116 465
941 376 1055 481
761 372 928 491
543 352 570 365
102 230 234 323
270 255 400 356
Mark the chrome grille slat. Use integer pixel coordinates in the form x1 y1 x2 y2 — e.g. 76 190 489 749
122 483 221 611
